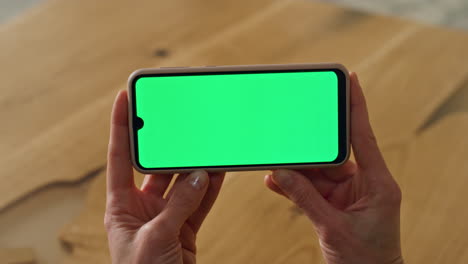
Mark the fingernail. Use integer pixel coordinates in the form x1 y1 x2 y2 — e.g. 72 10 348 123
188 170 208 189
272 170 294 187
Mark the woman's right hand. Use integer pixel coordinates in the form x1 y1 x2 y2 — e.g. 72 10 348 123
265 72 403 264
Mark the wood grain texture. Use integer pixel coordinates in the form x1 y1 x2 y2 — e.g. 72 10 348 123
0 248 36 264
400 113 468 264
2 0 468 210
59 169 144 264
59 171 108 264
0 0 277 209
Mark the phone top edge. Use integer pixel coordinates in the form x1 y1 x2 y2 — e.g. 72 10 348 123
128 63 349 77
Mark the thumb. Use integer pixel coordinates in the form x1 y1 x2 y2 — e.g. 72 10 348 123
272 169 339 226
156 170 209 234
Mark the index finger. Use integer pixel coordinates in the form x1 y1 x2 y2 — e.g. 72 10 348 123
106 90 135 193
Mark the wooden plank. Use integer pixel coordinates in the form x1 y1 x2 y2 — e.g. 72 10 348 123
363 27 468 146
59 171 108 263
3 0 468 210
59 169 144 264
0 248 36 264
0 0 277 209
0 0 276 152
164 2 468 147
399 113 468 264
62 248 108 264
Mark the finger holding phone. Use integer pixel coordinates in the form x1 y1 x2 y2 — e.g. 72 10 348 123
265 72 404 264
105 90 225 264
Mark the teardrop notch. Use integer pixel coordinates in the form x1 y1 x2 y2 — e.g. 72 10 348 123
134 116 144 130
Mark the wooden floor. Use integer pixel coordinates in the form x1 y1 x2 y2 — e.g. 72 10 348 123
1 0 468 263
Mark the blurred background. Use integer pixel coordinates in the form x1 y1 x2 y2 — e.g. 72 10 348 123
1 0 468 263
2 0 468 28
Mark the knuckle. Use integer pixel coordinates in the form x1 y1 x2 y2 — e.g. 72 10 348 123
169 186 200 210
364 131 378 145
170 194 192 209
153 216 171 229
351 90 366 108
138 223 154 238
150 216 176 236
317 223 351 248
292 189 312 209
106 192 116 204
107 143 125 160
319 228 340 245
103 213 113 231
390 184 402 205
107 143 118 158
383 181 402 206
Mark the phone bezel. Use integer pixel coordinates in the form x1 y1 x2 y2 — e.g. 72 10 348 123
128 63 350 174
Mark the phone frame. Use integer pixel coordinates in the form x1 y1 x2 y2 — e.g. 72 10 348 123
128 63 350 174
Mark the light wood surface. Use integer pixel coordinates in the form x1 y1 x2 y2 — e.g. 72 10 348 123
59 171 109 264
59 169 143 264
0 248 36 264
2 0 468 210
1 0 468 263
399 113 468 264
0 179 91 263
0 0 275 210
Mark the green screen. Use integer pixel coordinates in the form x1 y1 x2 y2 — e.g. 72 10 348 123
134 71 339 168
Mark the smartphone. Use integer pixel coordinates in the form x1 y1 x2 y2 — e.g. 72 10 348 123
128 63 349 174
